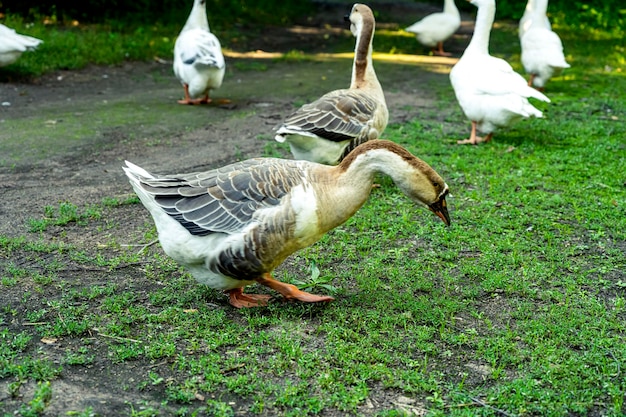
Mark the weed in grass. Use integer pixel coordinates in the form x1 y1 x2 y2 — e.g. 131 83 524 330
65 407 97 417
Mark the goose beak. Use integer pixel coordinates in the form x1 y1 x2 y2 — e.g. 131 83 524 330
344 14 350 22
428 197 451 226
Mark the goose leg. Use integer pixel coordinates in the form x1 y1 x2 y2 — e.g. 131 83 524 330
195 93 212 105
257 274 335 304
225 288 272 308
178 84 195 105
457 122 492 145
432 42 452 57
528 74 535 87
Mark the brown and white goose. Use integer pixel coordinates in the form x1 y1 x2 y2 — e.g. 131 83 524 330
274 3 388 165
124 140 450 308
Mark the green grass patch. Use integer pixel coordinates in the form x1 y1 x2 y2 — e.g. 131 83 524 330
0 9 625 417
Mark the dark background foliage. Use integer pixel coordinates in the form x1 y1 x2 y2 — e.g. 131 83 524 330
0 0 623 31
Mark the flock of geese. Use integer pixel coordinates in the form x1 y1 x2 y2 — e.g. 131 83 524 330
2 0 568 308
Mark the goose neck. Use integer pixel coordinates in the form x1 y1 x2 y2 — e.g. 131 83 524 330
443 0 459 15
183 2 209 32
464 0 495 56
350 18 378 90
530 0 548 17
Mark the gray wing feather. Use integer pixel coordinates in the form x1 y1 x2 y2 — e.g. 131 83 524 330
136 159 305 236
280 89 381 142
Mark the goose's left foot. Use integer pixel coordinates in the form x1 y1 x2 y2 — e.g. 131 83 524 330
226 288 272 308
457 122 492 145
258 274 335 304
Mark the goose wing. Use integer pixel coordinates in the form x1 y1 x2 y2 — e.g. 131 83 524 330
175 28 224 68
277 89 382 143
133 159 305 236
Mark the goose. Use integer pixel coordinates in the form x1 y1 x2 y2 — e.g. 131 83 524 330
0 23 42 67
405 0 461 57
274 3 388 166
518 0 551 40
173 0 225 105
124 140 450 308
519 0 569 89
449 0 550 145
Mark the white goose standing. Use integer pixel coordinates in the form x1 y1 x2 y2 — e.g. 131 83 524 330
449 0 550 145
405 0 461 57
124 140 450 308
274 3 388 165
519 0 569 89
173 0 225 105
0 23 42 67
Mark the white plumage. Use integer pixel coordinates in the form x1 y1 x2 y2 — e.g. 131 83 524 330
405 0 461 56
449 0 550 145
519 0 570 89
0 23 42 67
173 0 225 104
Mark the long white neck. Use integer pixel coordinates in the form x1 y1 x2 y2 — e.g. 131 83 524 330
182 1 209 32
350 18 382 96
443 0 460 17
464 0 495 56
531 0 548 16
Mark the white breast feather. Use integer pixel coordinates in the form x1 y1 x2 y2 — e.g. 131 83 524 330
290 180 320 242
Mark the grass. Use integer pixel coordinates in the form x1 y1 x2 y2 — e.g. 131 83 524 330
1 7 626 417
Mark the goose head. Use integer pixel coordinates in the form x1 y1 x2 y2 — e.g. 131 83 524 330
344 3 375 38
400 163 451 226
339 140 451 226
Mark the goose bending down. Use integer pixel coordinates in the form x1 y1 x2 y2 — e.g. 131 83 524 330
173 0 225 105
519 0 569 89
0 23 43 67
449 0 550 145
405 0 461 57
274 4 388 165
518 0 551 40
124 140 450 308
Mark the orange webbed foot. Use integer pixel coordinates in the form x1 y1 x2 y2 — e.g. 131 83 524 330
226 288 272 308
257 274 335 304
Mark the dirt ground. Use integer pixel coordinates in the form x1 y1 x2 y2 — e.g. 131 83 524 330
0 2 473 415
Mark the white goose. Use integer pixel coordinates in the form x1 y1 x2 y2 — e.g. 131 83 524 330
519 0 569 89
124 140 450 308
173 0 225 105
518 0 551 40
449 0 550 145
0 23 42 67
405 0 461 57
274 3 388 165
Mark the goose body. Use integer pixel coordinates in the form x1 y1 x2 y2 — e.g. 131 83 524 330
449 0 550 145
124 140 450 308
519 0 569 89
275 4 388 165
405 0 461 56
173 0 225 105
0 23 42 67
